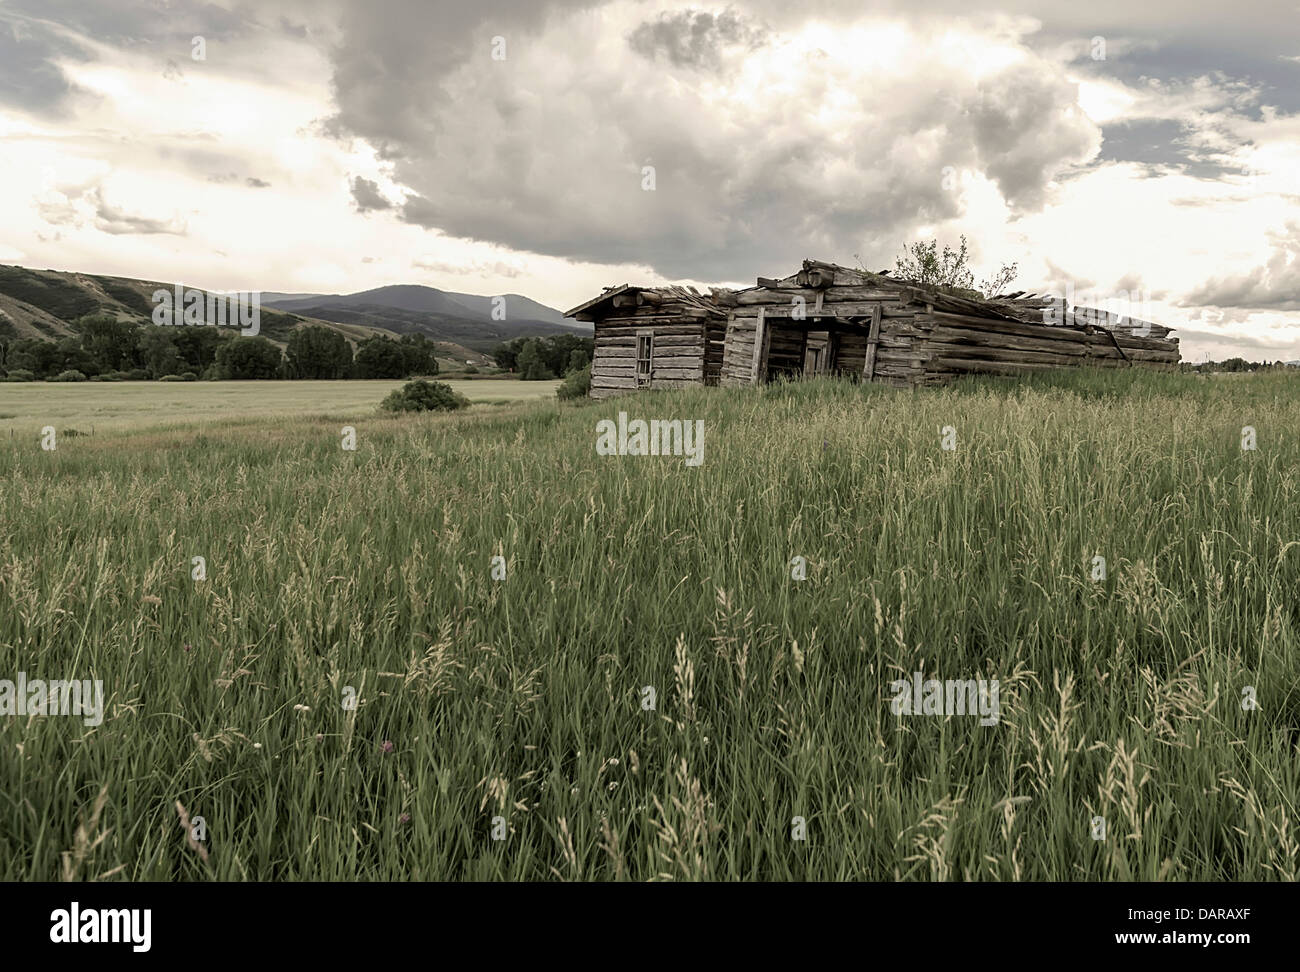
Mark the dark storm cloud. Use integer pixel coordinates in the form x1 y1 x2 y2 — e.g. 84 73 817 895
0 0 309 114
321 0 596 152
627 8 767 69
968 64 1099 209
350 176 392 211
0 16 80 115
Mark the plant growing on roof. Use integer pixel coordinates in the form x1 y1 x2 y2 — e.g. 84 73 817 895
890 235 1018 299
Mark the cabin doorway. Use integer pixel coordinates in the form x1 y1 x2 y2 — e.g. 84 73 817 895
803 330 831 376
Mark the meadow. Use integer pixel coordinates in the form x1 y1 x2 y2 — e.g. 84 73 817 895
1 368 1297 880
0 377 560 434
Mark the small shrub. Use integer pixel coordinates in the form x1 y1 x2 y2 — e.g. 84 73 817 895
54 370 87 382
380 379 470 413
464 365 479 374
556 364 592 401
125 369 148 381
4 369 35 382
180 372 198 382
158 374 184 382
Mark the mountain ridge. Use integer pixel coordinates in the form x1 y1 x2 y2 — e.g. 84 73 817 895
0 265 586 355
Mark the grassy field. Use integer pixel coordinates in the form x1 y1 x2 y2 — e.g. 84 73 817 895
0 378 560 433
1 367 1297 880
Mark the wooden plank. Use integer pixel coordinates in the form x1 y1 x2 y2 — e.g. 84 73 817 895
565 284 632 318
749 301 908 319
648 378 707 388
597 318 708 329
929 310 1179 353
932 356 1114 376
863 303 882 381
749 307 766 385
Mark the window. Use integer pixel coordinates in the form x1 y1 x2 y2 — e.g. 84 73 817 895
636 333 653 386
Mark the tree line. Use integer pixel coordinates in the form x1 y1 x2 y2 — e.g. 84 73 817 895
0 316 441 381
491 334 592 380
1185 358 1295 373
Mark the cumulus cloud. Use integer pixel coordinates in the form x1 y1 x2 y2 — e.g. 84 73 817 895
38 177 187 235
93 193 188 235
350 176 393 211
324 3 1099 278
413 257 525 278
1182 222 1300 310
627 8 767 69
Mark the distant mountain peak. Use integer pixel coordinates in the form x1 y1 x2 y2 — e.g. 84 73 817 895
0 264 589 352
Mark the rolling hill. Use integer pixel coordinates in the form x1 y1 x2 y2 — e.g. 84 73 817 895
260 285 583 349
0 266 588 359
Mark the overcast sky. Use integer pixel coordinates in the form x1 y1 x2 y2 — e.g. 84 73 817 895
1 0 1297 359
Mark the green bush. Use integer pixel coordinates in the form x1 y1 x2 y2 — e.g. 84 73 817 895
380 379 470 413
125 369 148 381
54 369 87 382
180 372 198 381
158 374 184 382
3 369 35 382
556 364 592 400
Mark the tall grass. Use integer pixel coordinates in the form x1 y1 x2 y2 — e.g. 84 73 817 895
1 368 1297 880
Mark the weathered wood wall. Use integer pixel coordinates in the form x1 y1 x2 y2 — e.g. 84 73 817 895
579 261 1180 397
721 315 758 386
589 300 718 399
716 262 1179 388
911 311 1180 381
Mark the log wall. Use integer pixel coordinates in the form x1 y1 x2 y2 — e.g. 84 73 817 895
589 300 721 399
582 265 1180 397
716 280 1179 389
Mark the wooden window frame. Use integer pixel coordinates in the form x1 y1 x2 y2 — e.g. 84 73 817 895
636 330 653 387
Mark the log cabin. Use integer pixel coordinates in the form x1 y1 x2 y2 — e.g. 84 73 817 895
566 260 1180 397
565 284 728 399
